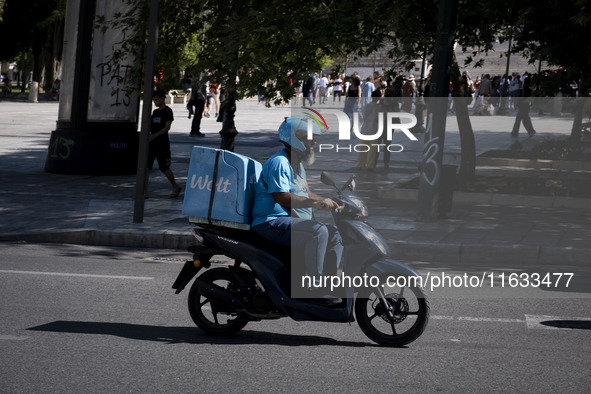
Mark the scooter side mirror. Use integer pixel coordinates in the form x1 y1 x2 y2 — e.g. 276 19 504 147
340 175 356 192
344 178 356 192
320 171 337 188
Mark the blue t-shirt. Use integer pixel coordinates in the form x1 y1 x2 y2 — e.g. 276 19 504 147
251 149 311 227
361 81 375 97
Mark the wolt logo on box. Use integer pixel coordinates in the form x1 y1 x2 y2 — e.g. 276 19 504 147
302 107 418 153
189 174 232 193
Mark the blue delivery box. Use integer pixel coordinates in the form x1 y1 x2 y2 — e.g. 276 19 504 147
182 146 262 230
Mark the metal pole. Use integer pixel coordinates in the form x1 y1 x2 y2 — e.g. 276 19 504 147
133 0 160 223
417 0 458 221
411 50 428 134
498 35 512 114
418 50 427 94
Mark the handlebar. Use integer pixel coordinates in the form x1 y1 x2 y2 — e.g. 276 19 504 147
317 201 345 212
334 204 346 213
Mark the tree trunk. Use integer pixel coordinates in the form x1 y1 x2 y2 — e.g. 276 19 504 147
569 73 588 143
219 76 238 152
570 98 583 143
455 97 476 182
41 19 64 92
31 39 43 84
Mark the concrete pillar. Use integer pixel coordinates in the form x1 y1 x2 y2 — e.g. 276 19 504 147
45 0 141 175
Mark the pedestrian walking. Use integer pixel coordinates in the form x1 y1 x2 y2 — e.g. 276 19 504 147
475 74 492 109
511 72 537 138
318 73 329 104
401 75 416 113
343 74 361 125
332 74 343 103
146 89 182 199
361 76 375 109
356 90 383 170
375 87 398 169
302 77 314 107
188 84 206 137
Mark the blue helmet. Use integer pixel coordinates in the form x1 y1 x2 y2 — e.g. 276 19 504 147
278 116 324 152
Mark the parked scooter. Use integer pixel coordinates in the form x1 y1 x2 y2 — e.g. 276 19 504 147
173 172 429 346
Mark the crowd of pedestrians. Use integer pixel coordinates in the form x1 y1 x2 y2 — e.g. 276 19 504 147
457 71 579 116
294 68 580 129
294 70 419 111
292 70 420 171
174 66 582 160
288 67 583 169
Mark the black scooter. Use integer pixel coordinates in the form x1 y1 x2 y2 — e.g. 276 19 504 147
173 172 429 346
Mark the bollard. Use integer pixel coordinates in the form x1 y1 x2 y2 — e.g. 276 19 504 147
28 81 39 103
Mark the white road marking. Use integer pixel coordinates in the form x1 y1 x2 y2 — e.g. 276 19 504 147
0 335 29 341
0 270 153 280
432 315 524 323
431 315 456 320
457 316 525 323
430 315 525 323
433 314 591 330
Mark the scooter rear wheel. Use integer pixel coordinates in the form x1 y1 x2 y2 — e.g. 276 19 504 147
355 281 429 347
188 268 248 335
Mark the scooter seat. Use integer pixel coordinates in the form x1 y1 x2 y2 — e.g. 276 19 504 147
196 224 291 264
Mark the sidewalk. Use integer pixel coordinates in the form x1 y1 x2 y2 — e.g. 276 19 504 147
0 99 590 266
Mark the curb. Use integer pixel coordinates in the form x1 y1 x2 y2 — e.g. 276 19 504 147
0 229 194 250
2 229 589 266
477 157 591 171
378 187 591 211
388 240 591 266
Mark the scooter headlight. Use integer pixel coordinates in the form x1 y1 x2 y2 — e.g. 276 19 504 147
342 193 368 217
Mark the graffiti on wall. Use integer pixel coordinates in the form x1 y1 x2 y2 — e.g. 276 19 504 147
96 62 134 107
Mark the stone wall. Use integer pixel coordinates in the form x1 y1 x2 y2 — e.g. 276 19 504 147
338 41 548 80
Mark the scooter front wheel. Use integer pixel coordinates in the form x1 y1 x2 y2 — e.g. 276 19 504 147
355 279 429 347
188 268 248 336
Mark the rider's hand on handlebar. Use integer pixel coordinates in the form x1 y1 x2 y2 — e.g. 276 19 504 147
314 198 340 211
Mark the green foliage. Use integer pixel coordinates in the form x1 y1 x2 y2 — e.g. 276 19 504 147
98 0 590 107
0 0 62 61
189 0 510 103
510 0 591 95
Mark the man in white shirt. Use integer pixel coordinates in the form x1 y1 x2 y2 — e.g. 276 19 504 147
318 73 329 104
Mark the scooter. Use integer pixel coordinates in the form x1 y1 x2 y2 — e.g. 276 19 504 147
172 172 429 346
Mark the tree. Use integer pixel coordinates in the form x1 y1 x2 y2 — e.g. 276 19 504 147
0 0 65 91
372 0 508 182
112 0 590 176
508 0 591 142
104 0 406 150
108 0 405 101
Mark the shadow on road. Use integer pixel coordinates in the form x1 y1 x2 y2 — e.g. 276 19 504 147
28 320 374 347
539 320 591 330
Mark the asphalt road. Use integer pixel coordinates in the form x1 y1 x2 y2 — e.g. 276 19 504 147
1 242 590 393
